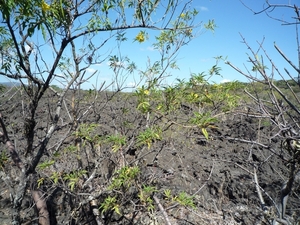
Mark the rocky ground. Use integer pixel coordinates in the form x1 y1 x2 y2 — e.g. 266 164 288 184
0 87 299 225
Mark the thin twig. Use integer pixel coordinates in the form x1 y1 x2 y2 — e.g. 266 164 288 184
274 43 300 74
153 195 172 225
253 167 266 211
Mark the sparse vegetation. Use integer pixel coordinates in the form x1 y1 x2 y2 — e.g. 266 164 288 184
0 0 299 225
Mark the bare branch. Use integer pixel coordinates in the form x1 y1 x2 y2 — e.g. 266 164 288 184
274 43 300 74
240 0 298 25
253 167 267 211
31 190 50 225
153 195 172 225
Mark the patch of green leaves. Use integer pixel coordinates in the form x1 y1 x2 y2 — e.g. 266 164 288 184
0 85 6 93
109 166 140 190
135 86 151 113
105 134 126 152
136 127 162 149
0 151 8 170
37 160 55 170
100 196 121 215
204 19 216 32
163 189 172 200
189 112 218 139
37 177 45 188
50 171 61 184
158 85 183 112
63 170 87 191
64 145 77 153
74 123 98 144
138 185 157 212
163 189 195 209
173 191 196 208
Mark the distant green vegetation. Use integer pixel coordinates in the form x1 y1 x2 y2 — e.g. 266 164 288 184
50 85 62 92
0 84 5 92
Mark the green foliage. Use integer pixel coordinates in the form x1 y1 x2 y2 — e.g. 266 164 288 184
173 191 196 208
137 63 241 121
100 196 121 215
251 55 268 72
37 177 45 188
204 19 216 32
58 56 72 72
138 185 157 212
50 85 61 92
157 85 183 112
0 85 6 93
63 170 87 191
186 92 200 104
0 0 71 38
204 82 242 112
74 123 98 140
136 127 162 149
0 35 17 73
188 72 208 87
163 189 172 200
36 171 61 189
37 160 55 170
134 30 148 43
105 134 126 152
274 79 299 90
121 107 130 114
74 123 99 145
163 189 195 208
189 112 218 139
0 151 8 170
109 166 140 190
131 63 243 143
141 185 157 194
135 86 151 113
137 101 151 113
50 171 60 184
64 145 77 153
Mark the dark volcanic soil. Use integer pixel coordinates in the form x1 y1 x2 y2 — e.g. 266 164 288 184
0 88 299 225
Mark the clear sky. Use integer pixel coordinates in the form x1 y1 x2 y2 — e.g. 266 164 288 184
179 0 296 82
0 0 297 90
83 0 298 90
185 0 297 84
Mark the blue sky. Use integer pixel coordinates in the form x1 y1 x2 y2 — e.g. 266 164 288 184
188 0 297 84
83 0 297 90
1 0 297 90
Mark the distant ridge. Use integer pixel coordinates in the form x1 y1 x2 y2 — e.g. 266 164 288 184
0 82 21 87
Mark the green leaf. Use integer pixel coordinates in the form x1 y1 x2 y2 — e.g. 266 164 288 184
50 172 60 184
37 160 55 170
204 19 216 32
27 26 35 37
201 128 209 140
113 205 121 215
37 177 45 188
40 24 47 40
